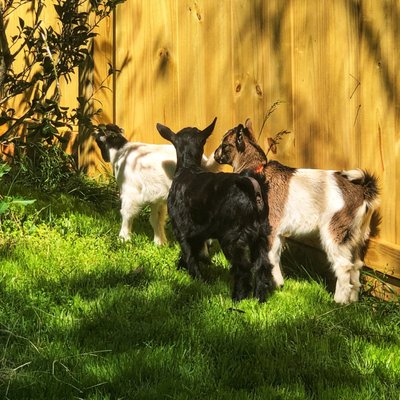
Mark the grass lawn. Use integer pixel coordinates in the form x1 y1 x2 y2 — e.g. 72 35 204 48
1 184 399 400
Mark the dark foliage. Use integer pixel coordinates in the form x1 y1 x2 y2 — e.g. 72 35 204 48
0 0 124 183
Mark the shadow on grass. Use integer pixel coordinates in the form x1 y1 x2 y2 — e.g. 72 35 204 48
59 284 397 399
281 239 337 295
2 255 400 399
1 220 399 399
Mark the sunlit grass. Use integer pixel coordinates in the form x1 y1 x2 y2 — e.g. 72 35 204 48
0 184 399 399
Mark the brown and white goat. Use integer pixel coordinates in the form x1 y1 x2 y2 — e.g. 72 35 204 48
214 119 380 304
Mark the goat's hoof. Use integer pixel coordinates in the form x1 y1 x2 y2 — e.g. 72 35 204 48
153 232 168 246
232 295 245 303
177 258 188 271
254 287 269 303
349 289 360 303
118 235 131 242
333 294 351 305
189 270 203 280
232 290 251 302
153 238 167 246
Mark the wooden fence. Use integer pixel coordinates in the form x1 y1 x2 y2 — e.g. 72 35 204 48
3 0 400 295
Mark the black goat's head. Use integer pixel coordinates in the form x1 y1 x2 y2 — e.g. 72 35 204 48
156 118 217 168
94 123 127 162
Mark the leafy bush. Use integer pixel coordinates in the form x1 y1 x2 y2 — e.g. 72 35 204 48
11 141 77 192
0 0 125 196
0 162 35 225
0 0 124 145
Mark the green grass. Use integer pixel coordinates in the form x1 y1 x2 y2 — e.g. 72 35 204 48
0 184 399 400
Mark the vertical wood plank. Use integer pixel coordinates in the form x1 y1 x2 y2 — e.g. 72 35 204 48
291 0 360 170
115 0 180 144
358 0 397 244
199 0 234 156
82 9 115 174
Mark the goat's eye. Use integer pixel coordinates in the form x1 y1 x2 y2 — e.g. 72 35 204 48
223 143 233 150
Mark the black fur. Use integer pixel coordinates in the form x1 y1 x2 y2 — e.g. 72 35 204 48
156 118 275 302
94 124 128 162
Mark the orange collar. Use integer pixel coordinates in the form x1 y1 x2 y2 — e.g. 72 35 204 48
255 164 264 174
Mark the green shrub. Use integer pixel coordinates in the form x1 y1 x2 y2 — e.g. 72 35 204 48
0 162 35 225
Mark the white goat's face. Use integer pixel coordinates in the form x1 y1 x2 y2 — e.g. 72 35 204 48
94 124 126 162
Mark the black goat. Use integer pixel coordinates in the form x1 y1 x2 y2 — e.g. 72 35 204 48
156 118 275 302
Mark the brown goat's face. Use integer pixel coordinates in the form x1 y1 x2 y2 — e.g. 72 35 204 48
214 124 247 165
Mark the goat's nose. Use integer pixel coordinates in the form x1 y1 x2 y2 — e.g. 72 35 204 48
214 147 222 162
94 130 104 140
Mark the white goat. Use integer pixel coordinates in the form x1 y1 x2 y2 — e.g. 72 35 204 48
214 119 380 304
95 123 218 245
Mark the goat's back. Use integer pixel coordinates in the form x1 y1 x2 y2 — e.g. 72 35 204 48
169 169 268 240
112 142 176 202
268 163 379 240
113 142 213 204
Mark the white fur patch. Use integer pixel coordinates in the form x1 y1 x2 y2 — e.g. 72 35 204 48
277 170 343 237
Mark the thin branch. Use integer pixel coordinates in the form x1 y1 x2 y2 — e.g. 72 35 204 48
0 107 35 142
3 1 31 19
258 100 285 141
10 19 42 60
265 129 291 157
39 27 61 103
0 1 13 88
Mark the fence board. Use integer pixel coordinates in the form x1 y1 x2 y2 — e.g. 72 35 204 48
357 0 398 245
114 0 181 144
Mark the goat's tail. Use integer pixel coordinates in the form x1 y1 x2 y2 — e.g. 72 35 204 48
340 169 380 209
341 169 380 243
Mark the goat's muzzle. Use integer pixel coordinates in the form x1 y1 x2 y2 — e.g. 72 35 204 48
214 146 225 164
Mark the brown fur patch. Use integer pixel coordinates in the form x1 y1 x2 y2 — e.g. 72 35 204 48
329 173 365 244
265 161 296 235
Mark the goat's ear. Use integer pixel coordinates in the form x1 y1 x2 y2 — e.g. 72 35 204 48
201 117 217 140
245 118 258 142
156 123 175 143
236 125 245 152
94 124 106 139
245 118 254 134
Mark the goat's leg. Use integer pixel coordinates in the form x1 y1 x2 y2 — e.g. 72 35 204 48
349 258 364 303
222 241 252 301
268 234 285 287
252 244 275 302
231 262 253 301
199 240 213 263
326 245 354 304
333 262 353 304
119 196 141 241
177 254 187 271
149 202 168 245
179 239 203 279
